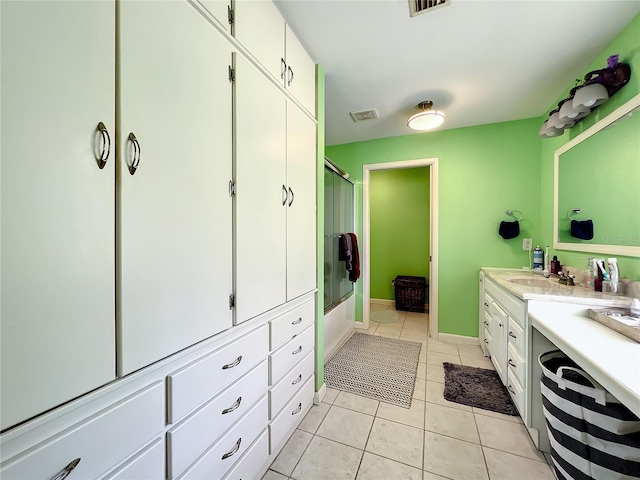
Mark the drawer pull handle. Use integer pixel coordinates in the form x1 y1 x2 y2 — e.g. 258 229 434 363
483 321 489 326
508 359 517 368
222 355 242 370
292 346 303 355
292 402 302 415
292 374 302 385
222 397 242 415
498 322 503 328
508 331 517 339
508 385 516 394
483 338 489 344
52 458 81 480
221 438 242 460
292 318 303 325
484 302 489 307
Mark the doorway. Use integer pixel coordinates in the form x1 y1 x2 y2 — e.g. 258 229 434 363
362 158 439 339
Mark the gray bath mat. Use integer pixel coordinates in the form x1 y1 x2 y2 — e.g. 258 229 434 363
443 362 519 416
370 309 400 324
324 332 421 408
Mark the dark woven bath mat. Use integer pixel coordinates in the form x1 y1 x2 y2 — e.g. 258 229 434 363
443 362 518 416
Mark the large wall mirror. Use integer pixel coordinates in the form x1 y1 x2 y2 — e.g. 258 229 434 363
554 92 640 256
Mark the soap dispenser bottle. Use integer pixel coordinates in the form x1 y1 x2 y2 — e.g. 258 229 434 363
550 256 561 275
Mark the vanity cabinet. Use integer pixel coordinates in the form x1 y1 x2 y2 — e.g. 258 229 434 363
481 277 528 421
234 0 316 115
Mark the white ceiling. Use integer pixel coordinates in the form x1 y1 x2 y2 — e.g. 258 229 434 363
273 0 640 146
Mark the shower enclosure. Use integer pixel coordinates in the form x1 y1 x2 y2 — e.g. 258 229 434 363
324 161 354 312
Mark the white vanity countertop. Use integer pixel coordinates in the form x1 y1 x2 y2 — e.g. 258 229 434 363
482 268 632 307
528 301 640 418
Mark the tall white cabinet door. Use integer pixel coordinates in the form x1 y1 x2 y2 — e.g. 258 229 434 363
286 104 317 300
118 1 233 375
234 0 285 83
235 55 287 323
0 1 116 430
285 25 317 116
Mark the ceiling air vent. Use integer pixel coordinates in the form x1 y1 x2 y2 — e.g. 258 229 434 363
350 109 379 123
409 0 451 17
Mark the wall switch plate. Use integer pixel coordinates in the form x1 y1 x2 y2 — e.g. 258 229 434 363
522 238 532 251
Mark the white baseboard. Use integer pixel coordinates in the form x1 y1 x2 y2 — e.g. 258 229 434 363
438 333 480 345
370 298 394 305
314 383 326 405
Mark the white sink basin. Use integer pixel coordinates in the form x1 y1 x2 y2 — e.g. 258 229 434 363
509 278 556 288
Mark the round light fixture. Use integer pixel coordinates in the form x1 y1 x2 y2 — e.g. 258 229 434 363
407 101 445 131
573 83 608 109
538 120 564 138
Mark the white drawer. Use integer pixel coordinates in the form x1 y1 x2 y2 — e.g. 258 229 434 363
507 369 525 417
483 292 493 314
270 299 315 351
178 396 268 480
269 326 314 385
102 437 165 480
167 324 268 423
507 317 526 359
167 361 268 478
268 377 313 454
222 430 269 480
507 344 526 388
1 382 164 480
486 278 525 327
269 352 314 420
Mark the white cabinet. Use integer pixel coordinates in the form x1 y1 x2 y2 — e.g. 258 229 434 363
234 0 316 115
197 0 232 31
117 0 233 375
0 0 117 431
490 300 508 382
235 56 316 324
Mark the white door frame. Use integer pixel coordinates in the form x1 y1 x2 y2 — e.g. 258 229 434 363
362 158 439 340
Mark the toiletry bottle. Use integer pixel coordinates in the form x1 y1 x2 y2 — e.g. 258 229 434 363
585 257 594 289
533 246 543 270
551 256 560 275
594 269 603 292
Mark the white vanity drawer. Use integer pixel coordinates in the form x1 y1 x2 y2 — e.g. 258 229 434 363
507 369 525 417
507 344 526 388
486 278 525 327
270 299 315 351
222 430 269 480
507 317 526 359
177 396 268 480
483 292 493 314
0 382 164 480
269 326 314 385
269 351 314 420
268 377 314 454
102 437 165 480
167 361 268 478
167 324 268 423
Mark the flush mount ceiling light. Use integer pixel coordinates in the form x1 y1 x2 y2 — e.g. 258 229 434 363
407 101 445 131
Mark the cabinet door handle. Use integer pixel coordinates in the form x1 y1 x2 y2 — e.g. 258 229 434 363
287 65 294 86
292 318 302 325
288 187 294 206
221 438 241 460
483 338 489 344
128 132 141 175
222 396 242 414
292 345 303 355
509 331 517 339
508 359 516 368
508 385 516 394
222 355 242 370
483 321 489 326
291 402 302 415
52 458 81 480
292 374 302 385
282 184 288 206
97 122 110 169
498 322 503 327
484 302 489 307
281 58 287 80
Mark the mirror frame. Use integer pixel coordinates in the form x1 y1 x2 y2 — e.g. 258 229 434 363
553 92 640 256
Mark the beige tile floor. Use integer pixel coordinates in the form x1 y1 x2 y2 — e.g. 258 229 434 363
264 303 556 480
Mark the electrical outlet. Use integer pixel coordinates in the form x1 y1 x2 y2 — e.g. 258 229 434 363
522 238 532 251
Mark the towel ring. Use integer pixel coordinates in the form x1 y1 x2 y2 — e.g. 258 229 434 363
505 210 523 221
567 208 585 219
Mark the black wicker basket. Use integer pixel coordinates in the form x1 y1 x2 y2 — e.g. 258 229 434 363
393 276 427 313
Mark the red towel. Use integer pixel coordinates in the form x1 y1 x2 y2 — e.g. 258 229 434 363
347 233 360 282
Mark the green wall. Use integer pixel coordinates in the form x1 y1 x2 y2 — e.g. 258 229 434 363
315 66 325 390
326 119 542 337
370 168 430 300
539 13 640 280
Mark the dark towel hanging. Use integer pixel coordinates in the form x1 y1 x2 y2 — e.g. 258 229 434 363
499 221 520 239
347 233 360 282
570 220 594 240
